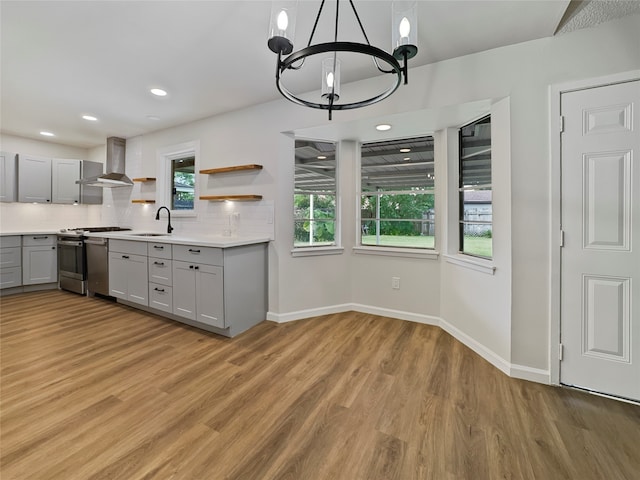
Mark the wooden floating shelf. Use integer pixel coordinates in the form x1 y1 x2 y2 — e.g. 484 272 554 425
199 164 263 175
131 199 156 204
199 195 262 202
132 177 156 182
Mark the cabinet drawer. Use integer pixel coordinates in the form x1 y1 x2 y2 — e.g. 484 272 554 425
22 234 56 246
149 283 173 313
0 236 21 248
173 244 222 266
110 239 147 256
149 257 172 286
148 242 171 259
0 266 22 289
1 246 21 268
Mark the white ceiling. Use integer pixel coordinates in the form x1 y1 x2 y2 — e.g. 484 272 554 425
0 1 581 148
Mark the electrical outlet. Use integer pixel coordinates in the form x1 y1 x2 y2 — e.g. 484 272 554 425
392 277 400 289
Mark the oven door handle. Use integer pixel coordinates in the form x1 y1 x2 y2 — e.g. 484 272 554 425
57 240 84 247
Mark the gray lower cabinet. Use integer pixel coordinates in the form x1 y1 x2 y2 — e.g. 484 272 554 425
1 236 22 289
167 241 268 336
109 240 148 306
22 235 57 285
172 260 224 328
148 244 172 313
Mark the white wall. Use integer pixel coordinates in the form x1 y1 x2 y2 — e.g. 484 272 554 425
2 14 638 380
440 98 512 369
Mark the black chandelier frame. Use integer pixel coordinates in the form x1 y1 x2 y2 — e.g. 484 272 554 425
269 0 417 120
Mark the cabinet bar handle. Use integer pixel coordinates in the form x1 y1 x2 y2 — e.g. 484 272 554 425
154 287 165 292
32 235 49 240
188 249 200 253
153 245 164 249
154 261 164 266
194 266 199 270
122 255 129 259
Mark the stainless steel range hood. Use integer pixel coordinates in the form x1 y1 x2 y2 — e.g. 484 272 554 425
77 137 133 187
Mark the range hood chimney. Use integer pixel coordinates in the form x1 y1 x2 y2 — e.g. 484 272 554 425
77 137 133 187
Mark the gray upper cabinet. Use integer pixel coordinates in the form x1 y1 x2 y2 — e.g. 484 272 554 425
18 154 51 203
12 155 101 205
52 158 81 204
80 160 103 204
0 151 17 202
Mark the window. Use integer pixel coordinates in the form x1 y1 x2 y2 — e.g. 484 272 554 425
459 115 492 258
294 140 337 247
157 140 199 216
360 136 435 249
170 156 195 210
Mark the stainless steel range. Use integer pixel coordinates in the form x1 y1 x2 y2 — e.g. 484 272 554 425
57 227 131 294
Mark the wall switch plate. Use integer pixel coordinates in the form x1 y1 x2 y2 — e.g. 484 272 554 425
392 277 400 289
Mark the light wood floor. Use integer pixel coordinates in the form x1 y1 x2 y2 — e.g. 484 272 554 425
1 291 639 479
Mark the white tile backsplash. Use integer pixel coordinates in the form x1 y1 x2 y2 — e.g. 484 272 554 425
1 199 274 238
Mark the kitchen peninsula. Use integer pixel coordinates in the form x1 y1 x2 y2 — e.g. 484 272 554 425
100 232 269 338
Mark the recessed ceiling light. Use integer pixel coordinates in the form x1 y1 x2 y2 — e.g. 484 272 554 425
400 148 411 153
40 131 55 137
317 155 327 160
376 124 391 131
82 115 98 121
403 157 411 161
150 88 167 97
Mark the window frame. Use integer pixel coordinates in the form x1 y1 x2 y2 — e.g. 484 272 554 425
292 139 339 251
357 135 436 252
156 140 200 218
458 115 493 259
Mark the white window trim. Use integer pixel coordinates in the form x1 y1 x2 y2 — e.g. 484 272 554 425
443 253 495 275
293 138 339 252
353 245 439 260
357 138 437 253
291 246 344 257
457 115 493 259
156 140 200 218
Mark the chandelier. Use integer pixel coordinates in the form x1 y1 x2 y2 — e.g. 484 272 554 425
267 1 418 120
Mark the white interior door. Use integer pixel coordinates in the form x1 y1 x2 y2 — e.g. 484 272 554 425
560 80 640 402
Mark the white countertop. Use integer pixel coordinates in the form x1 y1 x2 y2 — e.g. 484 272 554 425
88 231 271 248
1 230 271 248
1 230 59 236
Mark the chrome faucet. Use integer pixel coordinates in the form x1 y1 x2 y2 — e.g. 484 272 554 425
155 206 174 233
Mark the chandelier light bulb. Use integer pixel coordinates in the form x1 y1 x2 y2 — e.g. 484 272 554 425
277 10 288 32
399 17 411 39
326 71 334 88
321 57 340 101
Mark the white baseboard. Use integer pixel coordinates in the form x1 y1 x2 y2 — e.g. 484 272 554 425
267 304 550 386
510 364 551 384
438 317 512 377
266 304 353 323
267 303 440 326
350 303 440 326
